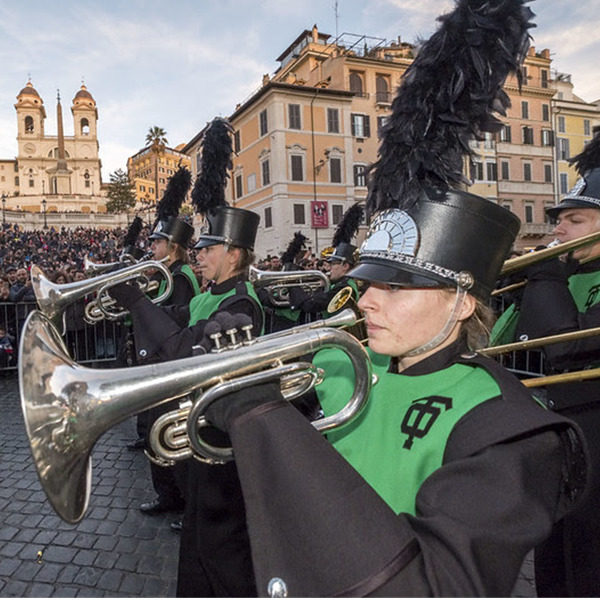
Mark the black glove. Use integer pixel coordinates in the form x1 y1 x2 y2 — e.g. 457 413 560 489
205 381 285 432
524 256 569 283
109 281 146 309
288 285 309 310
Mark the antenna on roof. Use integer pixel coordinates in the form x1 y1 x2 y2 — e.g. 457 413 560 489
333 0 339 40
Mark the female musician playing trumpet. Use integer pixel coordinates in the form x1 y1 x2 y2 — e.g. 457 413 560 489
198 1 587 595
202 190 586 597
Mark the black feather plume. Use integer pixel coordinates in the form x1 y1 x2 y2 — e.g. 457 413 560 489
281 232 307 265
332 203 364 248
569 127 600 175
191 118 234 215
155 166 192 222
368 0 535 217
123 216 143 247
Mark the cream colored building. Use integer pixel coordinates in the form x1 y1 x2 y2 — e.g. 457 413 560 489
552 73 600 202
127 143 191 210
1 81 106 214
185 26 600 256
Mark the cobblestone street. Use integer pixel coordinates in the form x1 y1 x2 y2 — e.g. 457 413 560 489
0 372 536 597
0 374 179 597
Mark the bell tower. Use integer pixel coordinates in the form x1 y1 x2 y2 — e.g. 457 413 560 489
71 84 98 140
15 80 46 142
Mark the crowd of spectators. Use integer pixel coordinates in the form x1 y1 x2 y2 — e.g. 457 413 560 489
0 223 152 369
0 222 330 370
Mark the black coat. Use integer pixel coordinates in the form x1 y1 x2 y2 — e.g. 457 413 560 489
221 342 586 597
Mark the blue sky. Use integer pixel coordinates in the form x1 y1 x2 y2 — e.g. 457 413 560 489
1 0 598 182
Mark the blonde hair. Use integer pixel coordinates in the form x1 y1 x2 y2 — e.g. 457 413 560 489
168 241 189 264
462 298 496 350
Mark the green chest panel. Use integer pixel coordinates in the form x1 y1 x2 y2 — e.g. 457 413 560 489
568 270 600 312
275 307 301 322
314 348 500 515
187 282 260 326
158 264 201 298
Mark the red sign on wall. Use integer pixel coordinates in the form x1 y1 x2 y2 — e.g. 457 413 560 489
311 200 328 228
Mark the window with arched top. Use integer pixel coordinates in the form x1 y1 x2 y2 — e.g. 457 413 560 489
81 118 90 135
375 75 390 104
349 72 363 96
24 116 34 133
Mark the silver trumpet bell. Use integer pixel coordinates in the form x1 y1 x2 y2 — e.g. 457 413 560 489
30 259 173 334
20 309 371 523
249 266 330 307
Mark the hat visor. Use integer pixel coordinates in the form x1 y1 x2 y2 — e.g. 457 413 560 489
546 199 600 219
349 258 449 288
193 235 226 250
148 232 168 241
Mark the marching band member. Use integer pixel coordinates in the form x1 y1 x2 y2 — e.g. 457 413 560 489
136 167 201 517
199 0 588 595
509 130 600 596
289 202 364 318
111 118 262 597
259 231 308 332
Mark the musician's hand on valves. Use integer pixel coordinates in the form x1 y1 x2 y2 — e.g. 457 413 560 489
109 281 146 309
204 381 285 432
288 286 309 310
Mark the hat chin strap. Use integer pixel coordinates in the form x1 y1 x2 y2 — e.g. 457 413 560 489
404 287 467 357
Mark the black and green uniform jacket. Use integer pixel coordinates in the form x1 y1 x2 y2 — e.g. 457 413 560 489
113 273 264 598
515 257 600 371
112 273 263 363
511 258 600 596
157 259 200 307
289 275 359 316
221 338 586 597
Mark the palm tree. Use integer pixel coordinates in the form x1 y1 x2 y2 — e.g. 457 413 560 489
145 126 168 204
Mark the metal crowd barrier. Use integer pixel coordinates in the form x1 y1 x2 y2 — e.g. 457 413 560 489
1 300 547 379
0 301 124 372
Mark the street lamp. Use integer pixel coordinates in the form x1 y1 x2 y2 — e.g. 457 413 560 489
1 194 6 225
42 198 48 229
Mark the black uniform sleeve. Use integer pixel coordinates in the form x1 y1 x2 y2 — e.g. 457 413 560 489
289 279 349 313
223 395 577 597
515 259 600 369
123 292 261 363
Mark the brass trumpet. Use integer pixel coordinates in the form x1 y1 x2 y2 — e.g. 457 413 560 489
30 260 173 333
249 266 330 307
19 308 371 523
83 250 153 275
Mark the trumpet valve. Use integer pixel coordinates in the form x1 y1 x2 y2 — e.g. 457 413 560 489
225 327 243 350
241 323 254 345
209 331 225 352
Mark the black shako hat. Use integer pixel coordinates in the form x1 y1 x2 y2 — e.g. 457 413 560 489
328 202 363 266
349 0 533 300
328 242 358 265
546 128 600 219
192 117 259 251
194 206 260 250
351 189 520 300
149 216 195 248
149 166 194 247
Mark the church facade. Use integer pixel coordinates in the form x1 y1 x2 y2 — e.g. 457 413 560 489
1 81 106 214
